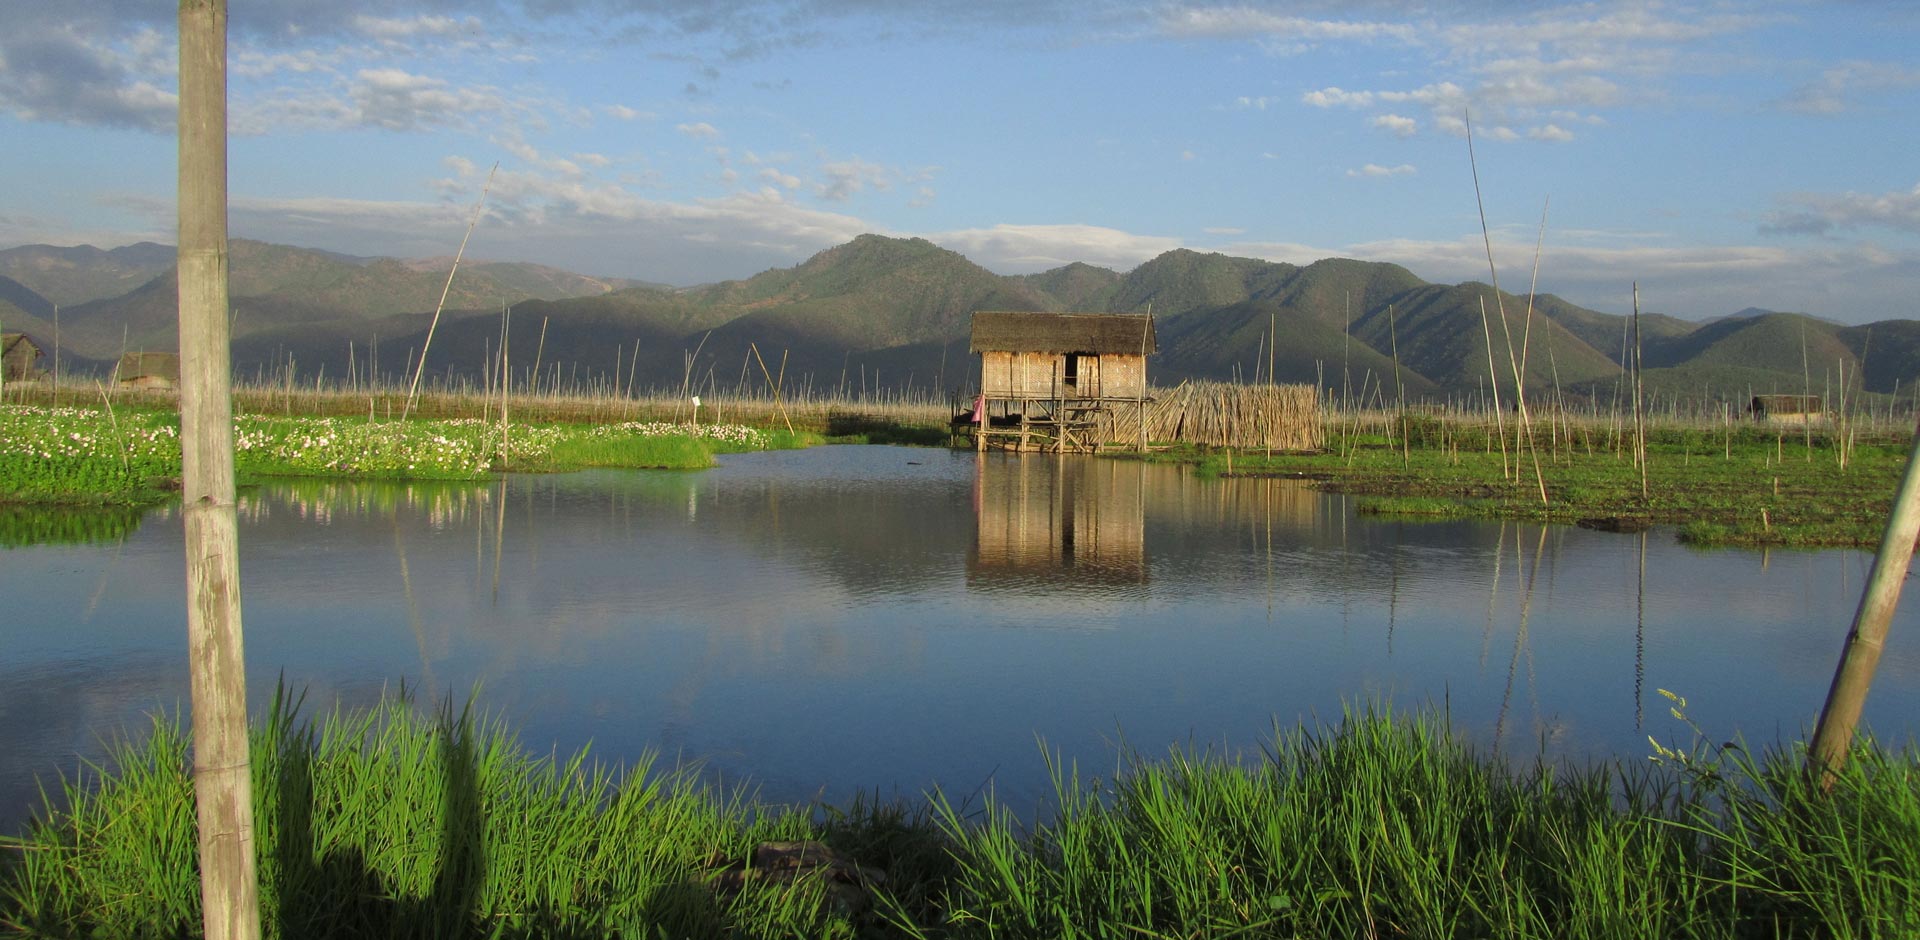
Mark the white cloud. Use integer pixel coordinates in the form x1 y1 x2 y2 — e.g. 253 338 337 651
349 68 506 131
233 48 340 79
759 168 802 189
1301 86 1375 109
1778 61 1920 116
1204 226 1245 236
1762 184 1920 236
602 104 651 121
934 223 1181 273
676 121 722 139
0 26 178 131
351 15 482 42
1346 163 1416 178
1161 9 1417 44
1372 113 1417 137
1281 4 1774 143
815 158 894 201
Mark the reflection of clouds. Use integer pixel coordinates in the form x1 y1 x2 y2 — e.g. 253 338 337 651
0 656 181 833
6 448 1917 822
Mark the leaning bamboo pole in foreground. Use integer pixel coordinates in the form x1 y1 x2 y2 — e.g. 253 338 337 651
177 1 261 937
1809 414 1920 785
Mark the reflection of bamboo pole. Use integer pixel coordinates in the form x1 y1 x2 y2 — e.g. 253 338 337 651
1494 525 1548 753
491 477 509 607
1635 530 1647 730
1810 417 1920 783
392 510 438 692
1480 521 1507 669
177 1 261 936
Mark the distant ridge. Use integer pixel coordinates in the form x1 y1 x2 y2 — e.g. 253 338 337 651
6 233 1915 400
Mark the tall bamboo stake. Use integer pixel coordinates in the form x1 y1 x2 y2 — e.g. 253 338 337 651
177 2 261 937
402 162 497 422
1810 414 1920 784
1632 283 1648 497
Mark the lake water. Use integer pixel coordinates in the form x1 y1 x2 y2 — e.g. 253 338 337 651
4 445 1918 832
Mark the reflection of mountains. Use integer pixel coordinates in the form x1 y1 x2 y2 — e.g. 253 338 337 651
969 454 1149 590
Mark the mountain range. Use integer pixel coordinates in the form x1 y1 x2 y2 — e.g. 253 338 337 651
2 235 1911 405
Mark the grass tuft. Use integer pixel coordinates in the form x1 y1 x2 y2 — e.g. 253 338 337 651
5 699 1916 938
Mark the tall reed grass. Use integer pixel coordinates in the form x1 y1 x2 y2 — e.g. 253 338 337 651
5 699 1914 939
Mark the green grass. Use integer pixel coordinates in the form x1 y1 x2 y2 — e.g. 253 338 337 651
1 405 819 507
1168 422 1910 548
0 405 181 505
5 698 1916 939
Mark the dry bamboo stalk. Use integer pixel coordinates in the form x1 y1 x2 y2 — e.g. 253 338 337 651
402 162 496 423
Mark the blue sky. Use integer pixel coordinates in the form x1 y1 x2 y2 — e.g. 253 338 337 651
2 1 1918 322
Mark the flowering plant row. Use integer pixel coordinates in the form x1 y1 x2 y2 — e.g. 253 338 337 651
1 405 777 501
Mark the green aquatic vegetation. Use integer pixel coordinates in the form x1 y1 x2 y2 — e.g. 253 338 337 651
2 694 854 939
6 700 1916 939
1 404 810 503
0 504 145 547
0 405 182 504
1193 424 1910 547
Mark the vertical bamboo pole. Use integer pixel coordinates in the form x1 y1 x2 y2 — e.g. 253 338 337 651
177 2 261 938
1632 283 1648 498
1810 415 1920 784
402 163 496 423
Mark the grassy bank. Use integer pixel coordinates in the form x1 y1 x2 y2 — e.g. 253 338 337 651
0 404 818 506
4 699 1915 939
1169 420 1911 548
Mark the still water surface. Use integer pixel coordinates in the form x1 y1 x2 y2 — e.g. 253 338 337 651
4 445 1917 832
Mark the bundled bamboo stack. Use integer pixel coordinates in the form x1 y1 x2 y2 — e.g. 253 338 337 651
1142 380 1323 451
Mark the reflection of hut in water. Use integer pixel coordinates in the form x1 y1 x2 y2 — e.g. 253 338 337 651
1748 394 1823 425
114 352 181 390
2 333 42 381
968 311 1155 453
968 454 1147 587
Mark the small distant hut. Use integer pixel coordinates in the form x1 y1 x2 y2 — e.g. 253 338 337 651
114 351 182 390
968 311 1155 452
1749 394 1823 425
2 333 42 381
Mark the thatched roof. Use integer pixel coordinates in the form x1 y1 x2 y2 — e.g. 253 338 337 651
970 312 1156 356
1 332 38 356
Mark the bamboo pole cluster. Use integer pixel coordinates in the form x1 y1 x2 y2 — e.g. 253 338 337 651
1145 381 1322 450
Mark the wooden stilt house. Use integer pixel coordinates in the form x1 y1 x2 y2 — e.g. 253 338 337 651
2 333 42 381
968 311 1155 452
114 352 182 390
1749 394 1823 425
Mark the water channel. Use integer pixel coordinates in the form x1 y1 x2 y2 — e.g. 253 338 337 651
4 445 1917 832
